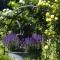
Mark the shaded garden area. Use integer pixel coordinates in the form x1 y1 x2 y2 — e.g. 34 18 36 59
0 0 60 60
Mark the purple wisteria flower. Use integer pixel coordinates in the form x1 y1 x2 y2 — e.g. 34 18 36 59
20 33 43 47
32 33 42 43
3 32 43 47
3 32 17 46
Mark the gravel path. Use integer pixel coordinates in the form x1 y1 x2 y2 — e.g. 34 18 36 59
8 52 23 60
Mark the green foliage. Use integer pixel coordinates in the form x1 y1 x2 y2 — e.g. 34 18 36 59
0 42 10 60
8 1 19 9
0 0 60 60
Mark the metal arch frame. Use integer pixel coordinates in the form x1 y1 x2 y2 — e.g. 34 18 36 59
6 5 37 32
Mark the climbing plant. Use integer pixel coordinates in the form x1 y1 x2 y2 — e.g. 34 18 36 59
0 0 60 60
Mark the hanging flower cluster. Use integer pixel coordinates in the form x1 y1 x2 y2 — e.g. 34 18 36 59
3 32 43 48
2 8 14 17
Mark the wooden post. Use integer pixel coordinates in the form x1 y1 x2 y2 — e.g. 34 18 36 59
3 46 5 55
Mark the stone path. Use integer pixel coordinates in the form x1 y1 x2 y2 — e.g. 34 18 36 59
8 52 23 60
